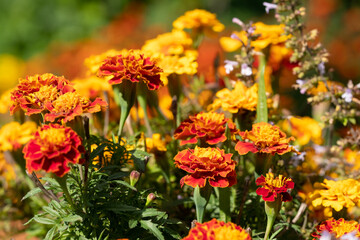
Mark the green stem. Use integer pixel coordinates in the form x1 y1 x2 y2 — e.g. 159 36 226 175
193 185 212 223
137 93 153 136
55 175 75 209
218 187 231 222
256 54 268 123
264 199 281 240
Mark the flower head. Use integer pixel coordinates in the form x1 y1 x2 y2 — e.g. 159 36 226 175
174 111 239 146
182 219 251 240
146 133 167 155
312 218 360 239
44 91 107 123
173 9 224 34
23 124 85 177
0 89 13 114
174 146 237 188
10 73 73 115
310 179 360 212
224 60 239 74
0 121 37 152
98 50 164 90
235 122 299 155
208 81 258 114
256 172 294 202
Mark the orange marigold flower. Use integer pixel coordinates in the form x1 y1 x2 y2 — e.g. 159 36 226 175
0 121 37 152
310 178 360 212
174 146 237 188
10 73 73 115
44 91 107 123
182 219 251 240
312 218 360 239
174 112 239 146
98 51 164 90
23 124 85 177
256 172 294 202
173 9 225 34
208 82 258 114
235 122 299 155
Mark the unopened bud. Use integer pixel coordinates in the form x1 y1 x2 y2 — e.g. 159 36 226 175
130 170 140 186
145 193 156 207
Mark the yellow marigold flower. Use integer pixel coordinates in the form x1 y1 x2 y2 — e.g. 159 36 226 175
0 153 16 183
220 22 290 52
182 219 251 240
84 49 124 75
208 81 258 114
0 54 25 92
146 133 167 154
72 76 113 100
312 218 360 239
0 89 13 114
281 116 323 146
310 178 360 212
0 121 37 152
173 9 225 34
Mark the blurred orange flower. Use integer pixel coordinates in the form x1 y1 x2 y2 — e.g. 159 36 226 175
23 124 84 177
0 121 37 152
235 122 299 155
182 218 251 240
174 146 236 188
256 172 294 202
312 218 360 239
174 111 238 146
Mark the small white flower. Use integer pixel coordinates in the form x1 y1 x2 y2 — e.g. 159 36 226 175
224 60 239 74
318 62 325 75
296 79 308 94
231 33 241 40
232 17 244 27
241 63 252 76
342 89 353 103
341 231 359 240
263 2 278 14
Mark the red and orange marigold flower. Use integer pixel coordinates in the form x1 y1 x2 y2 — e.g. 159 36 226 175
256 172 294 202
174 112 239 146
98 51 164 90
312 218 360 239
182 219 251 240
23 124 85 177
235 122 299 155
174 146 236 188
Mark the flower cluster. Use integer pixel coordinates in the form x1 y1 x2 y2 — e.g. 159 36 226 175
98 50 164 90
256 172 294 202
312 218 360 239
208 81 258 114
174 146 236 188
310 178 360 212
235 122 299 155
23 124 85 177
10 73 107 122
182 219 251 240
174 112 238 146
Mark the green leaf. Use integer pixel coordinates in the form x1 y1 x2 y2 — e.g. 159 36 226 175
43 206 61 218
44 226 57 240
193 185 212 223
22 187 42 201
141 208 167 219
62 214 83 222
114 180 137 191
131 149 151 172
129 219 138 229
270 226 284 240
140 220 165 240
33 216 56 225
105 204 139 213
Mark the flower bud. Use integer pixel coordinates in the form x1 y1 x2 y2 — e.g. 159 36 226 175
130 170 140 186
145 193 156 207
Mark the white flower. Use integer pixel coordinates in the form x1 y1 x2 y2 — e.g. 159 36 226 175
342 89 353 103
232 17 244 27
319 231 333 240
318 62 325 75
263 2 278 14
296 79 308 94
241 63 252 76
231 33 241 40
224 60 239 74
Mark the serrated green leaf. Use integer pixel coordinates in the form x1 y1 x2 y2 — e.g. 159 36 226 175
105 204 139 213
22 187 42 201
140 220 164 240
43 206 61 218
141 208 166 219
129 219 138 229
33 215 56 225
62 214 82 222
44 226 57 240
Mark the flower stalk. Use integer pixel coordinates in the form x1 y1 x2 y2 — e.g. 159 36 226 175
256 54 268 124
193 184 212 223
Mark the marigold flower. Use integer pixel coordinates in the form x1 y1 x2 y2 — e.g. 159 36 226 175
281 116 323 146
208 82 258 114
146 133 167 155
72 76 113 100
84 49 124 75
0 89 12 114
235 122 299 155
174 112 239 146
310 178 360 212
174 146 237 188
173 9 225 34
312 218 360 239
10 73 73 115
220 22 290 52
98 51 164 90
23 124 85 177
256 172 294 202
44 91 107 123
344 148 360 170
182 219 251 240
0 121 37 152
